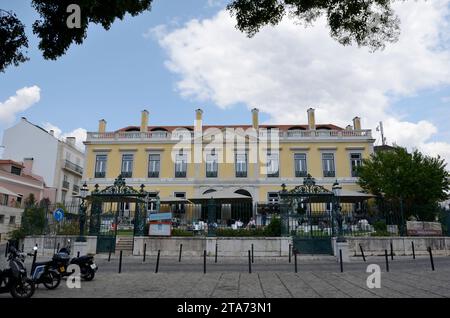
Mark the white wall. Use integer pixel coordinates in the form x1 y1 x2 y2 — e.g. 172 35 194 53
2 119 59 187
0 205 23 240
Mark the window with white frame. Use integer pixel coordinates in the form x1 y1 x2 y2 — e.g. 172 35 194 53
206 149 218 178
95 155 107 178
350 153 363 177
235 153 247 178
294 153 307 177
266 151 279 178
175 150 188 178
148 154 160 178
267 192 279 204
121 154 134 178
322 153 336 177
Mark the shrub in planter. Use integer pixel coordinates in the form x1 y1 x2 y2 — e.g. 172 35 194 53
172 228 194 237
263 217 281 237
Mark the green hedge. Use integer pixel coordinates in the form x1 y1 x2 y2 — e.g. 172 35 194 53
172 228 194 237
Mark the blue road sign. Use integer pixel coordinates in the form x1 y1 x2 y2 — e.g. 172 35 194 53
53 208 65 222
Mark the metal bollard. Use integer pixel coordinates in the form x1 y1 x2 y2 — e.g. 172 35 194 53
215 243 218 264
5 242 9 258
251 244 254 264
385 249 389 272
289 244 292 264
359 244 366 262
428 247 435 271
203 250 206 274
32 248 37 271
108 247 112 262
248 250 252 274
294 251 298 273
339 250 343 273
411 241 416 260
179 244 183 263
77 251 80 258
21 244 24 253
155 250 160 273
57 242 60 253
390 242 394 260
118 250 123 274
143 243 147 263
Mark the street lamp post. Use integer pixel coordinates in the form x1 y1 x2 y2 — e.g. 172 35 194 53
332 180 346 243
77 182 89 242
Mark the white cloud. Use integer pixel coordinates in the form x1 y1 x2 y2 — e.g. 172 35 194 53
152 0 450 164
42 122 87 151
0 86 41 124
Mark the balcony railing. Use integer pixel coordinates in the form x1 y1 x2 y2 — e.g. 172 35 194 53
175 171 187 178
148 171 160 178
295 171 308 178
121 171 133 178
64 160 83 175
73 184 80 193
86 129 372 142
206 171 218 178
323 171 336 178
236 171 247 178
62 181 70 189
95 171 106 178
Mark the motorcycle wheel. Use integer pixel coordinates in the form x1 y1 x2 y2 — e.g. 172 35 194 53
82 268 95 281
43 271 61 290
10 278 35 299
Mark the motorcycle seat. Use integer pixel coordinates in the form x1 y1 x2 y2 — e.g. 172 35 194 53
72 255 93 262
34 261 53 267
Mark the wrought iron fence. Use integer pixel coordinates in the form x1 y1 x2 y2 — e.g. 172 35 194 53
15 198 450 239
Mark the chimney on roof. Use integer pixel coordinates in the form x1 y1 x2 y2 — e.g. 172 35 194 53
307 108 316 130
346 125 353 131
66 137 76 146
49 130 54 136
23 158 34 175
195 109 203 132
141 110 149 132
251 108 259 130
353 117 362 130
98 119 107 133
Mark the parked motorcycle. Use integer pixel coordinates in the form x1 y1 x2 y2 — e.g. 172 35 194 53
29 246 61 290
52 240 98 281
0 246 35 298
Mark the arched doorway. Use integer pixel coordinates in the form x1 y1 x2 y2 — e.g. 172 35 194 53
234 189 252 198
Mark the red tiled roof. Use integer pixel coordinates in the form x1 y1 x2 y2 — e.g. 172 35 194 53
0 160 24 168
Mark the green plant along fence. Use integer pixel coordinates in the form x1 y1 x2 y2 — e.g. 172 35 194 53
10 199 450 240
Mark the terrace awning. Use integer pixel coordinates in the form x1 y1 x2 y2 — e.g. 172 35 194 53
189 189 252 202
338 190 375 203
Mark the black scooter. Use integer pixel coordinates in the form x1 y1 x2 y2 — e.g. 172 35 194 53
29 246 61 290
0 246 35 298
52 240 98 281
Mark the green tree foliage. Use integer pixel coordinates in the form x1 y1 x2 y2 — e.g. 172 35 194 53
1 0 405 72
0 10 28 73
357 147 450 221
31 0 153 60
0 0 152 72
227 0 400 51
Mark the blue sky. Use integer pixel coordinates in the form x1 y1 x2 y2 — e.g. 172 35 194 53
0 0 256 133
1 0 450 162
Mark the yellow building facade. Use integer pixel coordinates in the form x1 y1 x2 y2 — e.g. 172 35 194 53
83 108 375 203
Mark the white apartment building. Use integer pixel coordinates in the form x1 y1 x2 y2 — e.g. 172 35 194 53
2 118 85 204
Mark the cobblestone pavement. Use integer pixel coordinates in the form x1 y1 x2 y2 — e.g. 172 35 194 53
1 242 450 298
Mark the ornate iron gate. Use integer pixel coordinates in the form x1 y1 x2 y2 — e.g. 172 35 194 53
88 176 149 253
279 175 337 255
